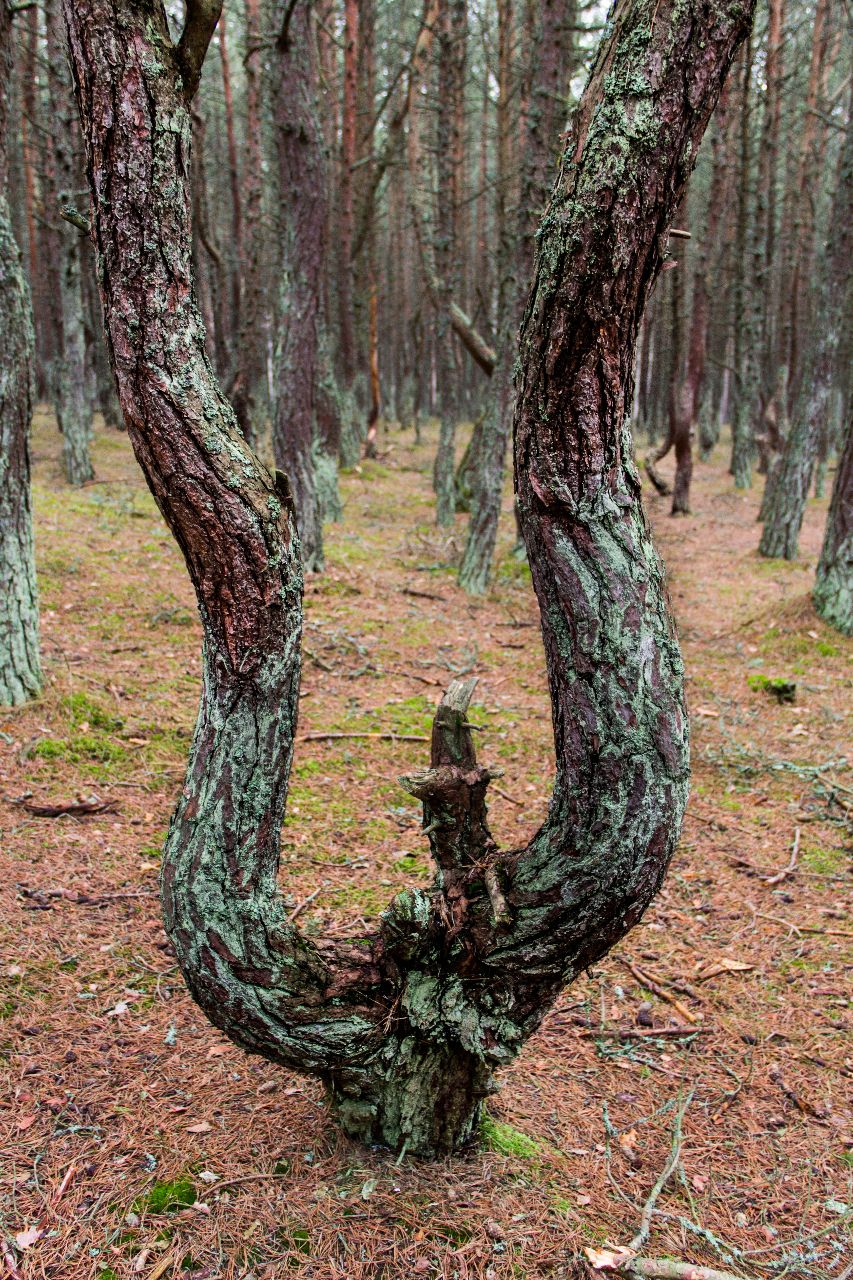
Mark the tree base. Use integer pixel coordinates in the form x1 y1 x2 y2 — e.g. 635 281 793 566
327 1039 494 1156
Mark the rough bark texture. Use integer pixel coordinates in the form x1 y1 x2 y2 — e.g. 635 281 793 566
813 403 853 635
759 99 852 561
46 0 94 486
338 0 358 384
729 37 753 489
0 0 41 706
270 0 329 572
457 0 518 589
63 0 751 1157
231 0 268 449
459 0 577 593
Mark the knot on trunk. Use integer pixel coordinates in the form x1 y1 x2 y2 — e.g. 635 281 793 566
399 677 509 927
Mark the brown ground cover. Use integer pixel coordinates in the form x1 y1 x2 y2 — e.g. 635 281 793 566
0 411 850 1280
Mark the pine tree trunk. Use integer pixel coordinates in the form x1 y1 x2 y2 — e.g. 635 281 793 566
759 95 852 560
231 0 268 450
459 0 578 592
271 0 328 572
63 0 752 1157
813 404 853 635
338 0 358 385
46 0 94 486
0 0 41 706
729 38 753 489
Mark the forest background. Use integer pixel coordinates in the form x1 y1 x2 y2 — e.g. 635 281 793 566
0 0 851 1276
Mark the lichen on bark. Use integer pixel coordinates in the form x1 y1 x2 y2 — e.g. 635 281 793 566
0 0 41 707
62 0 754 1156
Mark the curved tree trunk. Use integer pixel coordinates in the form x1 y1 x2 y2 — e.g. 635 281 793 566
813 403 852 635
63 0 752 1157
0 0 41 706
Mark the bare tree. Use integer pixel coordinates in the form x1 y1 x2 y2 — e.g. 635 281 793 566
62 0 752 1156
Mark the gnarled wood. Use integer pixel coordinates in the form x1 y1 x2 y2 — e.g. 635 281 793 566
62 0 752 1155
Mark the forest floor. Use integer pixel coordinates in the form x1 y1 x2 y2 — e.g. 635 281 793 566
0 410 850 1280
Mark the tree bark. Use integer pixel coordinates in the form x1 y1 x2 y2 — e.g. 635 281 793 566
46 0 94 486
759 93 852 560
813 402 853 635
0 0 41 706
63 0 751 1157
271 0 330 572
729 37 753 489
338 0 358 385
230 0 268 450
459 0 578 593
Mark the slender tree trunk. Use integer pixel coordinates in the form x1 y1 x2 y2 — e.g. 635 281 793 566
218 17 242 348
755 0 783 416
46 0 93 485
459 0 577 592
730 36 753 489
458 0 516 583
759 97 852 560
430 0 461 526
63 0 751 1157
339 0 358 385
813 403 853 635
18 4 46 396
0 0 41 706
230 0 269 450
671 89 728 513
271 0 331 571
191 103 231 383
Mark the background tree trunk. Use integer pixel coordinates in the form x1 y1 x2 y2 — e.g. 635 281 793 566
63 0 752 1158
759 94 852 560
0 0 41 706
459 0 578 593
46 0 94 486
813 403 852 635
271 0 330 571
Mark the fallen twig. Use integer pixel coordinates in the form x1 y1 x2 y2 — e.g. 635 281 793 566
581 1026 708 1040
288 884 326 922
763 827 799 884
298 731 429 743
620 959 701 1025
401 586 446 602
53 1163 77 1203
630 1092 693 1252
17 884 159 907
7 793 117 817
629 1261 753 1280
768 1064 827 1119
491 784 524 807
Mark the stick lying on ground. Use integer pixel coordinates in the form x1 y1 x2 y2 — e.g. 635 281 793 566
7 793 117 816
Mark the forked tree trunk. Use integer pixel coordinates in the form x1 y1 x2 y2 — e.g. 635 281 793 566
63 0 752 1156
0 0 41 706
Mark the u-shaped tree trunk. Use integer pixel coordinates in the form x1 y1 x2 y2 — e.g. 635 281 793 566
62 0 753 1156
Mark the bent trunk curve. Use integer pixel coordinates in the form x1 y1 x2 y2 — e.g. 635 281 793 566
63 0 753 1155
